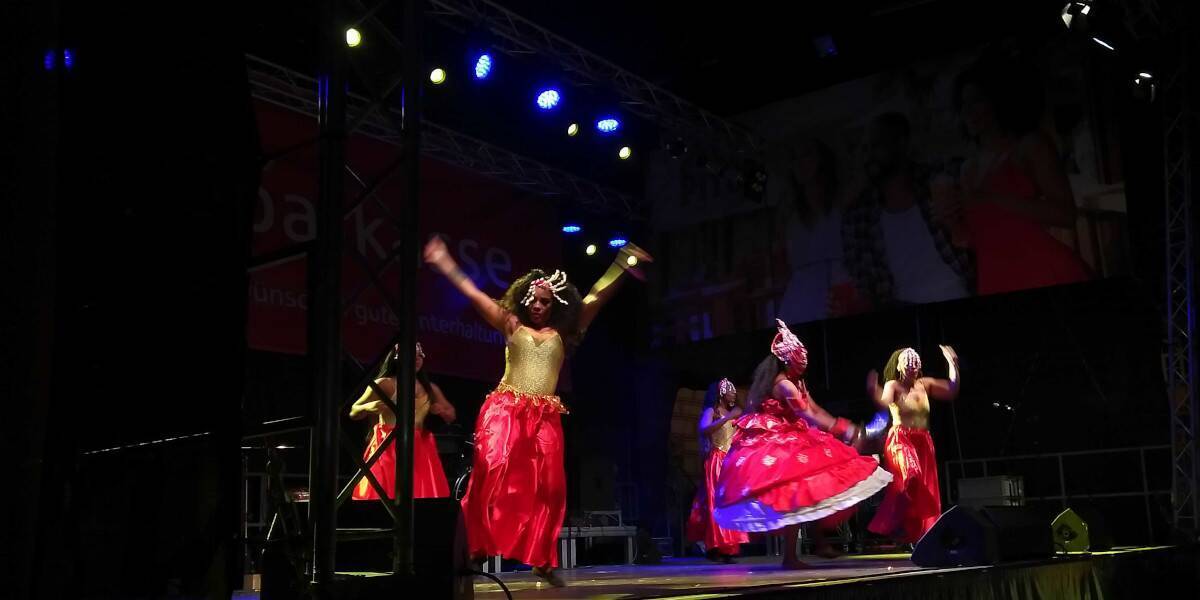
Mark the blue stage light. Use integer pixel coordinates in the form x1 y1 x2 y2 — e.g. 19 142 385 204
608 237 628 248
561 224 582 234
596 117 620 133
474 54 493 79
62 48 74 70
44 50 56 71
537 88 561 110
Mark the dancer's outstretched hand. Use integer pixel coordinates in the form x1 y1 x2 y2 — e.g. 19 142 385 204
939 344 958 366
423 236 450 265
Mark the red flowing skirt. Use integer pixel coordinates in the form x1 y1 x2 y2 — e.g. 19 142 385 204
713 403 892 532
461 389 566 568
352 423 449 500
687 448 749 555
868 426 941 543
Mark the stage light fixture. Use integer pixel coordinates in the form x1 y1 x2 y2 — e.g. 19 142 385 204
62 49 74 70
1091 36 1115 51
618 146 632 160
1061 2 1093 31
346 28 362 47
567 123 580 137
1133 72 1157 102
626 255 638 267
608 237 628 248
430 68 447 84
537 88 561 110
44 50 55 71
561 224 582 234
596 117 620 134
474 54 493 79
585 244 598 256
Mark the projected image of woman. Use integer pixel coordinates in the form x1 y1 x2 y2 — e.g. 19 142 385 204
934 53 1090 295
424 235 652 587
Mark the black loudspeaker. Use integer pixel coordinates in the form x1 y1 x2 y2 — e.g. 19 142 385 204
336 498 472 599
912 505 1054 566
1052 506 1114 552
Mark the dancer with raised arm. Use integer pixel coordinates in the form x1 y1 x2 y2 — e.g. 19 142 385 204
424 235 651 587
350 342 456 499
866 345 960 544
714 320 892 568
687 378 750 563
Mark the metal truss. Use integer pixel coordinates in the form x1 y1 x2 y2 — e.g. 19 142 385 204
1156 6 1198 538
247 54 642 219
426 0 763 161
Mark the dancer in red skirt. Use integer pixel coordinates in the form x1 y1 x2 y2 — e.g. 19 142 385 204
866 345 960 544
350 342 456 500
424 235 651 587
714 320 892 568
687 378 750 562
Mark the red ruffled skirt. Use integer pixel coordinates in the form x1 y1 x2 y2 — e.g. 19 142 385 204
687 448 750 555
868 426 941 543
461 388 567 568
352 423 449 500
713 400 892 532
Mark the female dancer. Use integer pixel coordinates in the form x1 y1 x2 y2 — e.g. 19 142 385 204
424 235 651 587
686 378 749 563
714 320 892 568
866 345 959 544
350 342 456 499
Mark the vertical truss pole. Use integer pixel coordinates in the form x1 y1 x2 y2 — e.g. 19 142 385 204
1163 8 1198 539
310 0 348 587
392 0 424 576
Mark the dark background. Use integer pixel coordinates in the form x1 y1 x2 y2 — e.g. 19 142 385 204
6 1 1184 598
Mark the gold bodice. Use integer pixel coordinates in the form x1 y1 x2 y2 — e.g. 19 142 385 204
413 387 431 429
499 326 565 396
708 410 737 453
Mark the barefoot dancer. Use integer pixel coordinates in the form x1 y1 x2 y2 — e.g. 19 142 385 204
686 378 749 563
424 236 651 587
714 320 892 568
866 345 960 544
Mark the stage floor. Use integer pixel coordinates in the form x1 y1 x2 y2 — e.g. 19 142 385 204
472 547 1180 599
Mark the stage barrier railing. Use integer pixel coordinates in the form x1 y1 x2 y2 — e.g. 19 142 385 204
944 444 1171 542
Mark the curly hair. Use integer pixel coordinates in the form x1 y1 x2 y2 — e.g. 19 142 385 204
497 269 584 349
746 355 786 414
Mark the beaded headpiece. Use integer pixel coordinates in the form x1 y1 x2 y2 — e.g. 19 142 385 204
717 378 736 398
770 319 808 373
897 347 921 379
522 270 570 306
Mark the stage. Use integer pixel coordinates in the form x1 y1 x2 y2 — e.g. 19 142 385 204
471 546 1197 599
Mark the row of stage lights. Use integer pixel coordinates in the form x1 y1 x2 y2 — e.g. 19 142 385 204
1061 1 1156 100
346 28 634 161
560 224 629 257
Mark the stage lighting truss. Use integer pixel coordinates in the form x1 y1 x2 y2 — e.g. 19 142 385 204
425 0 764 166
246 55 641 221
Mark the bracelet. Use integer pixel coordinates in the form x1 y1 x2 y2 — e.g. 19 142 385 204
828 417 851 442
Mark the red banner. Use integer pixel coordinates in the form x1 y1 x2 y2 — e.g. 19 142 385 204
248 100 561 384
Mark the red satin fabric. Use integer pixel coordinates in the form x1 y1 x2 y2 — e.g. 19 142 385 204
461 389 565 568
687 448 749 555
868 426 941 543
716 399 882 517
965 159 1089 295
352 423 449 500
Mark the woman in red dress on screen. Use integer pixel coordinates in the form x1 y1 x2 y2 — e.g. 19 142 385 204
866 346 960 545
687 378 750 563
350 342 456 500
423 235 651 587
714 320 892 568
935 54 1090 295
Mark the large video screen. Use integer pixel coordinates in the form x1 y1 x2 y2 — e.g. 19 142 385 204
648 36 1128 343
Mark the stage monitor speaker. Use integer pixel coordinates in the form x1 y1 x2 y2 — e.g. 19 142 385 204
912 505 1054 566
911 505 996 567
1052 507 1114 552
332 498 473 600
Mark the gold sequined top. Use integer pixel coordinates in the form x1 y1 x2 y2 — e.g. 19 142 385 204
708 410 737 453
499 326 565 396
